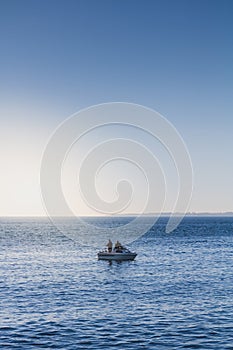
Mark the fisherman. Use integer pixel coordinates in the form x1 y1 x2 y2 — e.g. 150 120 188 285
114 240 123 252
106 239 113 253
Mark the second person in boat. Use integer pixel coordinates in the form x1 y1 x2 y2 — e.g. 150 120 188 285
114 240 123 252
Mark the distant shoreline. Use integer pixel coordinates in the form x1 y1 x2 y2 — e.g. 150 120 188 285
1 213 233 218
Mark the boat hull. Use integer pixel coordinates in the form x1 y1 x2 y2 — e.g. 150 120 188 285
97 252 137 261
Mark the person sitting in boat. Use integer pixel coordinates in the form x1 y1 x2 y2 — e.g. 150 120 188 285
106 239 113 253
114 240 123 253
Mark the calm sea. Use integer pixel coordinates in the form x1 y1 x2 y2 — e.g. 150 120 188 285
0 216 233 349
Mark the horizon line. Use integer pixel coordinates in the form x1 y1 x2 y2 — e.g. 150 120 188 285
1 212 233 218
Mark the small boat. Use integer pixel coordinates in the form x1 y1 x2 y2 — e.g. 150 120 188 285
97 246 137 261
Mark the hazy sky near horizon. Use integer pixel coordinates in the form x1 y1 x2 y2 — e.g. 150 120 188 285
0 0 233 216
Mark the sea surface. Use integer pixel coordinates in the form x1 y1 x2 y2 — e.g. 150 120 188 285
0 216 233 349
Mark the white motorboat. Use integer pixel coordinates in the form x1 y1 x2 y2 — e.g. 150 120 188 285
97 246 137 261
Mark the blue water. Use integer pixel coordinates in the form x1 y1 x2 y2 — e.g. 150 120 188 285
1 216 233 349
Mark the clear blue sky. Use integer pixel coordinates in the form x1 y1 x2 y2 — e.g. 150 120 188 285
0 0 233 215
